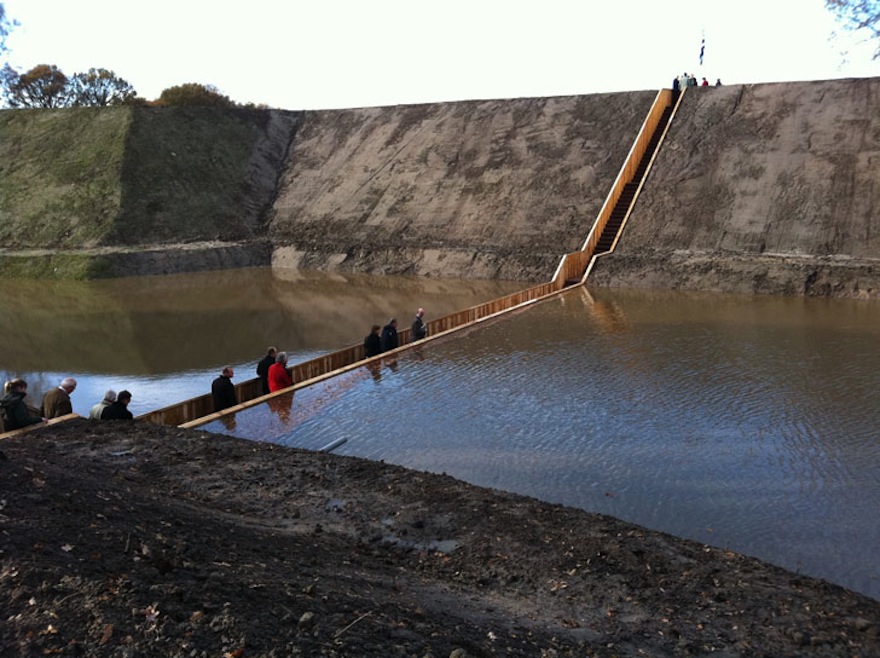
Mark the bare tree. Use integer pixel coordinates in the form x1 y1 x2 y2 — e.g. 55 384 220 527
69 68 136 106
826 0 880 59
3 64 71 108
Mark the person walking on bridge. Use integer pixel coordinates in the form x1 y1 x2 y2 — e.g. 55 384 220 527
411 308 427 342
268 352 294 392
89 389 116 420
101 390 133 420
1 379 44 431
381 319 399 352
364 325 382 358
212 367 237 412
256 346 277 395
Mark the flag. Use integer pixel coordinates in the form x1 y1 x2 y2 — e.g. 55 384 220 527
699 37 705 66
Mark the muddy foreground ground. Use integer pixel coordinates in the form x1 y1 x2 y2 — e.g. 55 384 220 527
1 420 878 657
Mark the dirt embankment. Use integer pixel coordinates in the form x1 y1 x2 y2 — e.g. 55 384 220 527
269 93 656 281
0 106 298 278
2 421 878 657
589 78 880 299
2 79 878 294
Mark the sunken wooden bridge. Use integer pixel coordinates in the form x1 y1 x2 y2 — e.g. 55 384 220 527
1 88 683 439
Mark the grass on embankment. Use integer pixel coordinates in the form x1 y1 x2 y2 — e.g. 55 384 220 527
0 107 129 250
0 106 281 255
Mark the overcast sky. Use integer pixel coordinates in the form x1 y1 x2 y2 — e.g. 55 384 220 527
3 0 878 110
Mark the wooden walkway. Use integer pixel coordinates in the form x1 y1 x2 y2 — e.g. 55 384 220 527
1 88 682 438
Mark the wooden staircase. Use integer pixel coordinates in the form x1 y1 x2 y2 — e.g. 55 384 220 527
592 104 673 254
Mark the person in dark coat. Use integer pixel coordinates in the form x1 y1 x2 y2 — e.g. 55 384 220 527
364 325 382 358
380 318 398 352
211 367 237 412
256 347 277 395
101 390 133 420
411 308 427 342
1 379 44 431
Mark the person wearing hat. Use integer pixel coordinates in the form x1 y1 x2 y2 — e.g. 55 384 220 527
101 390 133 420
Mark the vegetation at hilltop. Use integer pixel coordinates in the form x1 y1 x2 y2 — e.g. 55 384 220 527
1 64 136 108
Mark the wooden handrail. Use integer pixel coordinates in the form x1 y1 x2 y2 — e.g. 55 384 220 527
0 413 81 440
138 278 561 427
579 89 673 259
583 88 683 281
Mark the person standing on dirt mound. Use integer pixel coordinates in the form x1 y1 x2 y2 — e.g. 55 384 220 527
411 308 427 342
1 379 45 431
256 347 277 395
211 367 237 412
380 318 398 352
268 352 294 392
40 377 76 419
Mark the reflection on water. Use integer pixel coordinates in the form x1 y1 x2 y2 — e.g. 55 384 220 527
3 272 879 601
205 286 880 601
0 268 526 416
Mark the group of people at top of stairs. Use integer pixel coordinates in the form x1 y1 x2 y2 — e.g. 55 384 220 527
673 72 722 92
209 307 428 414
1 377 133 432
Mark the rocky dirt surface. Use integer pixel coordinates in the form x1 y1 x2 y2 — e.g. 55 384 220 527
2 420 878 657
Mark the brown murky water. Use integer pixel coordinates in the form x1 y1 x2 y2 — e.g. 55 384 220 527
3 272 879 600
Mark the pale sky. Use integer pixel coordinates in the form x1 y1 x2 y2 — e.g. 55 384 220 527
3 0 878 110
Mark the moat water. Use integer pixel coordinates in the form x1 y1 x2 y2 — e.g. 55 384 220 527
3 269 878 600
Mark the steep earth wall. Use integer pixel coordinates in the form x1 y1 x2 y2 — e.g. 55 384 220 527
588 78 880 298
268 93 657 281
1 79 878 297
0 106 298 277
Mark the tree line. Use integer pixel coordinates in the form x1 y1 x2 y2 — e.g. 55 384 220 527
0 5 253 109
0 64 242 109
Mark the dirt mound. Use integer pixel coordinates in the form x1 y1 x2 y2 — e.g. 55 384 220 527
2 420 878 657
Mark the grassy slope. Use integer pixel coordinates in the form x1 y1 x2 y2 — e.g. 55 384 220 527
0 106 273 252
0 107 130 249
116 107 266 245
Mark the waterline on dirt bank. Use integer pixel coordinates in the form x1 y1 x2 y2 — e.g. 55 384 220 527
203 286 880 601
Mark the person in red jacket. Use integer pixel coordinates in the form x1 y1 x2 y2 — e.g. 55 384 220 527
268 352 293 392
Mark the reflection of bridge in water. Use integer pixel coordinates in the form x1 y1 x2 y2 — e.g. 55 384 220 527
2 88 682 439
